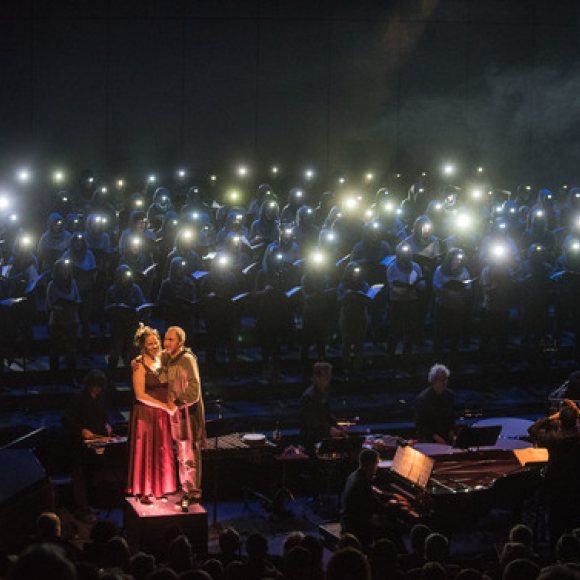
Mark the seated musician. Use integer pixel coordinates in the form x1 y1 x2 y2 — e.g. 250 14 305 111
62 369 112 522
415 364 455 444
528 400 580 546
340 449 396 549
299 362 345 456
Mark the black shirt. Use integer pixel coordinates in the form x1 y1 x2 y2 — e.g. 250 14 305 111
299 385 335 455
62 390 107 440
415 386 455 443
340 468 385 546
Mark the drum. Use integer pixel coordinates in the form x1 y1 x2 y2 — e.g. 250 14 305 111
241 433 266 447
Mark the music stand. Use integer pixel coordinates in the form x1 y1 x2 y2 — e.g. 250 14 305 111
453 425 501 450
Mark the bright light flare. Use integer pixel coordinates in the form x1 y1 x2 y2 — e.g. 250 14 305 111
237 165 248 178
442 163 456 176
53 170 65 183
17 169 31 183
304 169 315 181
309 251 326 266
456 213 472 230
343 197 358 212
217 255 230 267
491 243 507 259
148 174 157 184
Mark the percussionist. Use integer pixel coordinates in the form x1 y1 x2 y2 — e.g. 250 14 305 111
62 369 112 522
299 362 345 456
415 364 455 444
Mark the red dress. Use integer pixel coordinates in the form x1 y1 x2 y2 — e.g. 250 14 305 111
127 364 177 497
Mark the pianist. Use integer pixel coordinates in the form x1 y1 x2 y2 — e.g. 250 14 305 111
340 448 395 549
415 364 455 444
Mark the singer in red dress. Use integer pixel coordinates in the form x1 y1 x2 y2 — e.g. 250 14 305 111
127 325 177 503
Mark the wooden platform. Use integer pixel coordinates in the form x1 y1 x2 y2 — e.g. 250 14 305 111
124 496 208 558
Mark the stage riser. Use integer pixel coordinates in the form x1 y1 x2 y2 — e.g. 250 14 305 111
125 498 208 560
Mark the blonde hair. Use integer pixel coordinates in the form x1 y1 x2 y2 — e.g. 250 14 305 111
133 323 160 350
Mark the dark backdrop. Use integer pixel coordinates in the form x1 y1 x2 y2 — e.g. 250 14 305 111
1 0 579 187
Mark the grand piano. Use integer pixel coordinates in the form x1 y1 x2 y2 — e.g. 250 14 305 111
374 438 547 531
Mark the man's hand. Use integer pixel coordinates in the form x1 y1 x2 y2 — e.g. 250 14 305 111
130 355 143 372
330 426 347 438
105 424 113 436
81 428 95 440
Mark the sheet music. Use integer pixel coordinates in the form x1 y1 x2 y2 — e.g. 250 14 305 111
513 447 549 466
391 446 434 489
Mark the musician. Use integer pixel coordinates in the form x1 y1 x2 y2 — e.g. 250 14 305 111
432 248 472 357
37 212 72 272
46 258 80 376
386 241 425 358
340 448 393 549
337 262 370 371
528 400 580 545
62 369 111 522
105 265 145 374
299 362 344 456
415 364 455 444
